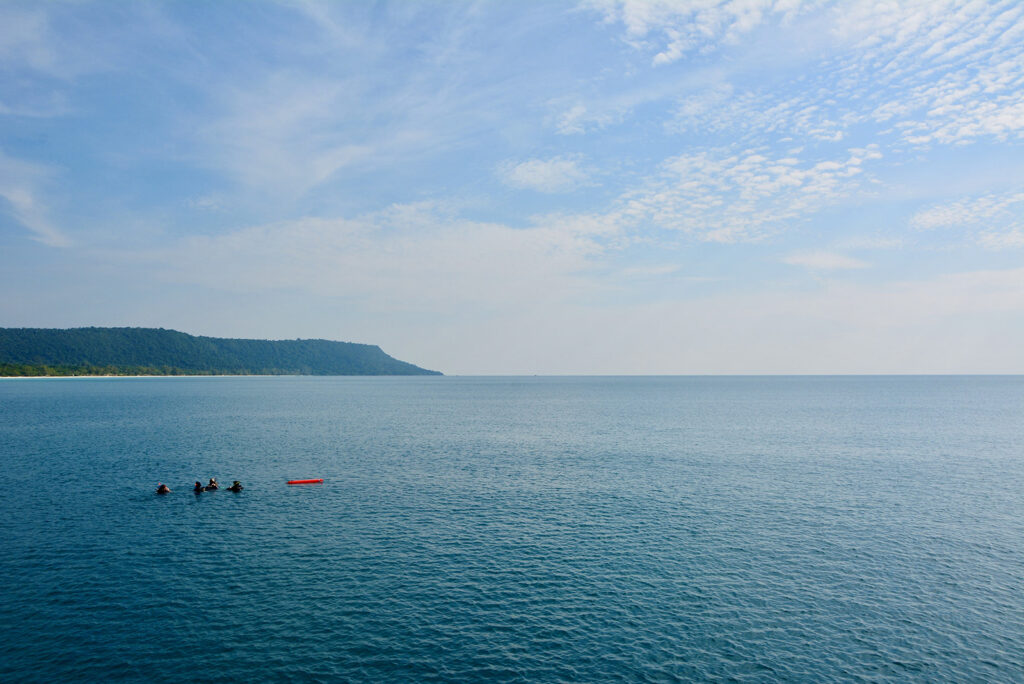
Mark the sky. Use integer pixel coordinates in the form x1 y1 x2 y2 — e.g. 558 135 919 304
1 0 1023 374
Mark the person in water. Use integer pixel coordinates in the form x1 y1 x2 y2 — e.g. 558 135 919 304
207 478 219 490
156 483 171 494
194 481 204 493
227 480 243 492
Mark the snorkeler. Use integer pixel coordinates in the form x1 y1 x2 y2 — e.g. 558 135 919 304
156 483 171 494
227 481 243 492
207 478 219 490
194 481 204 493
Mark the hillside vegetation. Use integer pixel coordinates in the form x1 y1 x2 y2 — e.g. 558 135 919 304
0 327 441 376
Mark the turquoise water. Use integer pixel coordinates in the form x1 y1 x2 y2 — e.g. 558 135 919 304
1 376 1023 681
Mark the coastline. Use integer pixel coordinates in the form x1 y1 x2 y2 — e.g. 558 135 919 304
0 374 284 379
0 373 437 379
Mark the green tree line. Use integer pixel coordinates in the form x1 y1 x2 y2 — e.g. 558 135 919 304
0 327 441 376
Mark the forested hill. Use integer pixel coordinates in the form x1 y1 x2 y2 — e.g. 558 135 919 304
0 327 442 376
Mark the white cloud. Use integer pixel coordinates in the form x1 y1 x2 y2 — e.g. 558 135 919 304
911 191 1024 249
979 226 1024 250
833 0 1024 146
613 145 882 242
185 194 225 211
282 0 370 49
0 92 69 118
653 0 1024 149
669 88 848 143
835 235 904 250
148 202 611 313
198 74 379 197
0 7 64 77
498 157 591 193
0 4 126 80
582 0 817 65
550 87 663 136
783 250 868 270
554 103 591 135
198 61 519 198
0 150 70 247
911 192 1024 230
188 4 576 198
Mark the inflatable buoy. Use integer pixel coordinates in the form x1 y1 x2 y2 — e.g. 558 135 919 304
287 478 323 485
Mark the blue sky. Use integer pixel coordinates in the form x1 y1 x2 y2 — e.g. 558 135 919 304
1 0 1023 374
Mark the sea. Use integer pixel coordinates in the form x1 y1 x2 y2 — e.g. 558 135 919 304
1 376 1022 682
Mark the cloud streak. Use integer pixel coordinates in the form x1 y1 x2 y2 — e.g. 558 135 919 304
0 150 70 247
150 202 608 313
498 157 591 193
784 250 868 270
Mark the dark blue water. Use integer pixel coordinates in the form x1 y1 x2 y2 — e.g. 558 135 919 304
1 376 1023 681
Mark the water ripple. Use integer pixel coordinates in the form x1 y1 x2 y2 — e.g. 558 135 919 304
1 376 1023 681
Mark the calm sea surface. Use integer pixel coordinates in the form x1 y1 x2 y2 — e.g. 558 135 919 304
1 376 1023 682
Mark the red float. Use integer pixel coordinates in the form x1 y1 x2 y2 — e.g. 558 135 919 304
287 478 324 485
